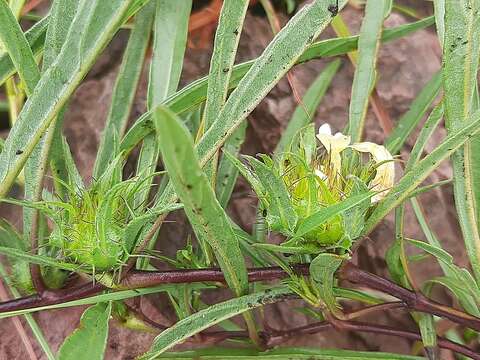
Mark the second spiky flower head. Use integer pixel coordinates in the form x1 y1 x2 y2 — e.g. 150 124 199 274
227 123 394 253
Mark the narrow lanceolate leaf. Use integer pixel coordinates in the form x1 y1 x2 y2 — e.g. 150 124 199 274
295 192 373 238
385 71 442 155
196 0 348 168
443 0 480 282
215 121 247 208
0 1 39 94
202 0 248 185
434 0 445 47
405 102 444 172
203 0 249 130
153 107 248 296
135 0 191 208
42 0 79 71
310 253 345 315
0 15 47 87
41 0 82 200
119 17 434 156
94 3 154 178
0 0 135 199
148 0 190 107
24 0 80 241
347 0 388 142
140 287 291 359
158 348 424 360
57 302 112 360
0 246 80 272
364 109 480 235
275 59 341 156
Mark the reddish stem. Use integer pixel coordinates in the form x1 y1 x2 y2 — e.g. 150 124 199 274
340 262 480 332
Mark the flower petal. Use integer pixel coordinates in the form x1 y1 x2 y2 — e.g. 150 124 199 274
350 142 395 202
316 124 351 177
315 168 328 181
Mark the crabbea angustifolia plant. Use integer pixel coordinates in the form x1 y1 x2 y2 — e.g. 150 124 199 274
2 0 480 359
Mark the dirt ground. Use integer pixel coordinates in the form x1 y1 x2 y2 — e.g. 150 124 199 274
0 1 470 359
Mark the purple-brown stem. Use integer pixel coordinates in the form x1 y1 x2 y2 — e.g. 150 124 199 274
339 262 480 332
2 262 480 336
0 265 308 313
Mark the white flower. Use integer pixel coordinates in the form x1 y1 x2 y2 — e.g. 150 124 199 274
316 124 351 178
315 123 395 203
350 142 395 202
315 168 328 181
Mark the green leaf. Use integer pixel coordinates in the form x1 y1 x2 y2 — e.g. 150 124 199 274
0 15 47 87
124 203 183 251
0 0 40 94
139 287 291 359
153 106 248 296
385 240 406 285
246 156 298 233
93 2 154 178
0 246 80 272
275 59 341 156
201 0 249 185
427 277 480 316
147 0 191 107
405 238 480 302
40 0 82 201
348 0 389 142
203 0 249 130
0 219 31 292
386 72 442 155
0 0 134 199
310 253 345 314
135 0 191 214
57 302 112 360
157 347 425 359
433 0 445 47
295 192 373 238
405 102 444 172
119 17 435 156
443 0 480 282
222 150 265 199
343 176 370 240
364 109 480 235
216 121 247 208
405 238 453 264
